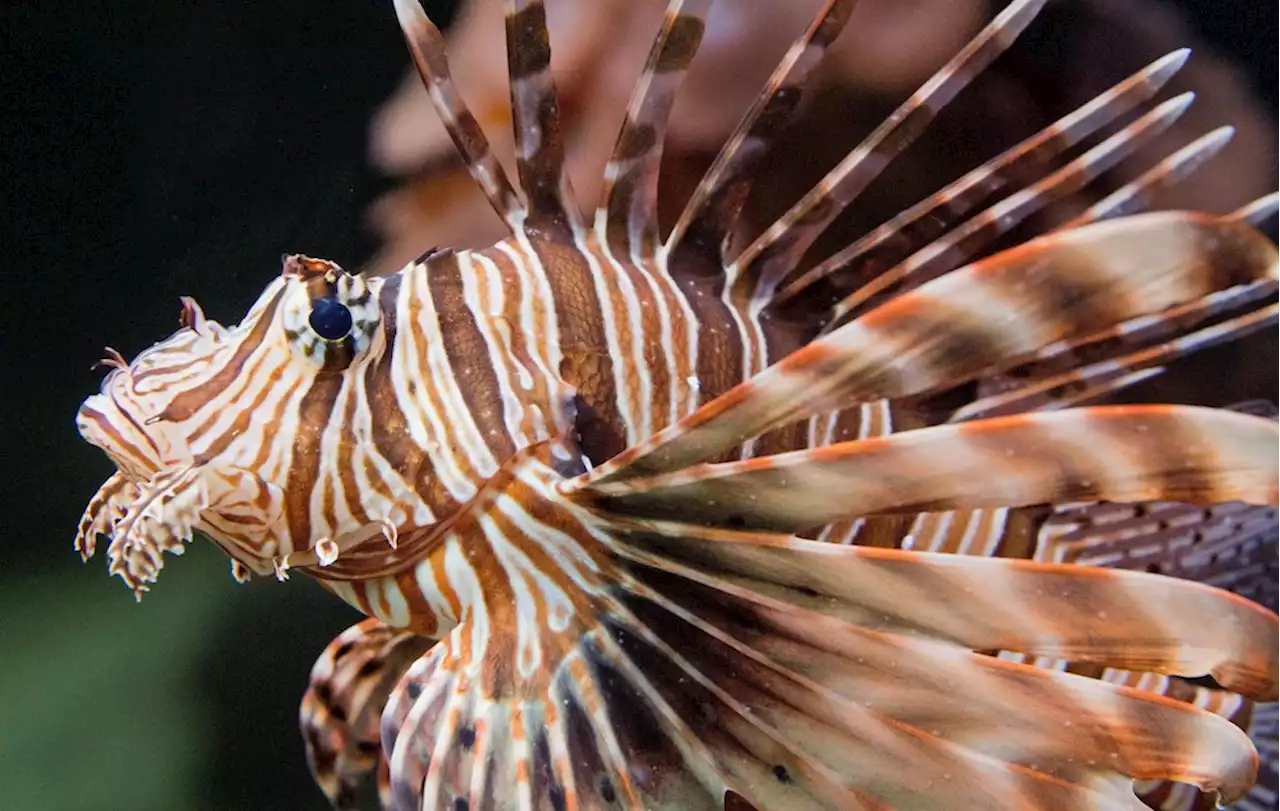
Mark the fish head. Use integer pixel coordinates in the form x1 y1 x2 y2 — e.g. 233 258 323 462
74 254 401 596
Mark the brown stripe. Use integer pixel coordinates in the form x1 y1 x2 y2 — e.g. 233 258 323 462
336 391 371 526
391 568 438 638
869 298 1013 397
283 370 345 547
362 274 453 516
505 4 551 79
610 121 656 164
161 290 283 422
505 473 614 586
749 310 815 456
187 346 271 443
526 238 626 464
249 376 303 473
505 2 571 230
991 243 1129 342
655 14 704 72
486 247 554 442
348 580 376 618
813 0 857 46
431 541 464 622
130 352 208 385
621 260 671 440
80 406 153 470
427 251 517 462
991 506 1053 561
320 454 339 538
360 455 399 508
669 267 745 423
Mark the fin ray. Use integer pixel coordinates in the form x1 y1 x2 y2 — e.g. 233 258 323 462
1061 127 1236 230
598 0 714 256
665 0 861 262
827 92 1197 326
393 0 525 233
503 0 582 234
581 212 1279 483
603 517 1279 700
729 0 1049 303
774 49 1192 311
588 406 1279 532
616 555 1262 803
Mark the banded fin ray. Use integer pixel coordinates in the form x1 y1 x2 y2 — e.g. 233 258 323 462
935 193 1280 422
300 618 432 810
664 0 860 262
772 48 1193 311
600 517 1279 701
393 0 525 233
587 405 1279 535
598 0 714 256
945 294 1278 421
1059 126 1237 230
825 91 1198 326
867 405 1280 808
503 0 582 234
728 0 1048 303
609 537 1267 806
577 210 1279 485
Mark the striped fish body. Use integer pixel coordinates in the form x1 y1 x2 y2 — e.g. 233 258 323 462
302 230 818 635
73 0 1280 809
403 233 811 473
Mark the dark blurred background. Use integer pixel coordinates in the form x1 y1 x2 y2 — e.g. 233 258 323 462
1 1 1275 809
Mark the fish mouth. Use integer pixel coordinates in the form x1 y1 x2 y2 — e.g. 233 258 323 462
76 392 165 481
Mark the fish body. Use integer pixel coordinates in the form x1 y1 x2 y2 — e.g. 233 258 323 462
74 0 1280 809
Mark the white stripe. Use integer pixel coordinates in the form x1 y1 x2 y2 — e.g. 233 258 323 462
573 229 643 444
593 220 655 440
398 265 486 498
460 250 531 446
498 235 573 437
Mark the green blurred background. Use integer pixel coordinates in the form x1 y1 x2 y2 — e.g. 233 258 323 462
1 1 1275 809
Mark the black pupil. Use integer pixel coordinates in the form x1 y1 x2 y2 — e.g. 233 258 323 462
309 298 353 341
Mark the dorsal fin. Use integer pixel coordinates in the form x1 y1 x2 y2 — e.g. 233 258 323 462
393 0 525 235
772 49 1191 313
503 0 583 236
596 0 714 257
727 0 1048 304
664 0 860 264
825 91 1196 327
1060 126 1235 229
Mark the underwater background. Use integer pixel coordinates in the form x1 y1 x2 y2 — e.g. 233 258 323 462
2 1 1275 809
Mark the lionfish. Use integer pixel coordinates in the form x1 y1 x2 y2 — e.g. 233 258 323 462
73 0 1280 809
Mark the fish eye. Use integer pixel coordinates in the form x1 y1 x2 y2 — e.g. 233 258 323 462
279 255 380 368
308 298 354 342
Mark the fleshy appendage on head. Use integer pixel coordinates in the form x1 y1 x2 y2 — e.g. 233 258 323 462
74 255 394 599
